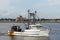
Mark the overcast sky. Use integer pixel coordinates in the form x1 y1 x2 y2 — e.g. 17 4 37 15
0 0 60 19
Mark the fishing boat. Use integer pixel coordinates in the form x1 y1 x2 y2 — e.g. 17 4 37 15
8 10 49 36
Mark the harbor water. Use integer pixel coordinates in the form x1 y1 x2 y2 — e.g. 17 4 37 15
0 23 60 40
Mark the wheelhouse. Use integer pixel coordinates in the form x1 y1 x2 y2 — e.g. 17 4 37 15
11 25 22 32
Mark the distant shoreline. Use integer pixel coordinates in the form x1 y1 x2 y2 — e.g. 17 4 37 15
0 19 60 23
0 21 60 23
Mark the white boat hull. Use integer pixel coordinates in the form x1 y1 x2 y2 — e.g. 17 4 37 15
8 29 49 36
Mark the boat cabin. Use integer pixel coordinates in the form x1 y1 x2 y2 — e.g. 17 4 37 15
11 25 22 32
29 24 42 29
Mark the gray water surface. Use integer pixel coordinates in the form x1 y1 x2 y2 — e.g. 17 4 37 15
0 23 59 40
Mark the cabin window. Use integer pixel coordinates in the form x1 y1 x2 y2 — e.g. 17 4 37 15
36 26 42 29
37 26 42 27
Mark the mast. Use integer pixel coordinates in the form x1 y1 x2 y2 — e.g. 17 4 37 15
33 11 37 24
27 9 36 25
27 9 30 28
27 9 37 29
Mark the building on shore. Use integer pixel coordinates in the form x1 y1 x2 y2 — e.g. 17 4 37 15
16 16 25 22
